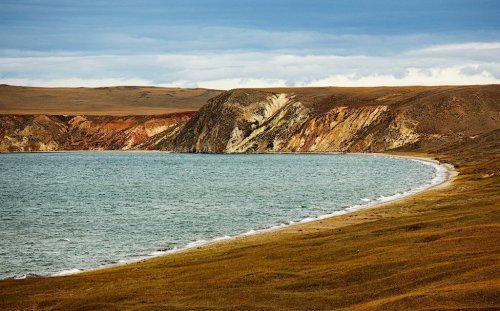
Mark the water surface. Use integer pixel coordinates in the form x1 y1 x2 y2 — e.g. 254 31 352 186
0 152 439 279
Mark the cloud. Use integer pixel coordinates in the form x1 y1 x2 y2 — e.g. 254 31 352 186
303 67 499 87
0 77 155 88
406 41 500 63
189 78 288 90
1 41 499 89
1 2 498 90
408 42 500 53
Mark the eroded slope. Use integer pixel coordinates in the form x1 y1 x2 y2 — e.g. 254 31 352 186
1 85 499 155
161 85 500 153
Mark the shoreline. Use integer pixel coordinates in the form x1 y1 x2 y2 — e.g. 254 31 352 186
3 144 496 311
18 152 456 279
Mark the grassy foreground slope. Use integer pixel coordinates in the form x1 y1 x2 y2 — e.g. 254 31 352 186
0 136 498 310
0 85 221 115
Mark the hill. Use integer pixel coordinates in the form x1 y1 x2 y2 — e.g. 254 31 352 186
0 85 222 115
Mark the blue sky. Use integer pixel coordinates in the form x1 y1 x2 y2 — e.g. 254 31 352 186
1 0 499 88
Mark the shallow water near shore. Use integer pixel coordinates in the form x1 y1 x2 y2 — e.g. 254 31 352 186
0 152 442 279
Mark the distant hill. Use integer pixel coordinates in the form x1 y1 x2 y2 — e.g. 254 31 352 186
0 85 222 115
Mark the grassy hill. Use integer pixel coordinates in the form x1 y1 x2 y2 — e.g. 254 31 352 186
0 85 222 115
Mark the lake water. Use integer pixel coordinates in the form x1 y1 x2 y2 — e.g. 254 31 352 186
0 152 444 279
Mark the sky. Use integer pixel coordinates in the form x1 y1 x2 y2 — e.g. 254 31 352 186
0 0 499 89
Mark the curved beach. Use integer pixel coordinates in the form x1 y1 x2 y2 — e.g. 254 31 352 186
0 152 452 279
49 153 454 278
7 146 499 311
0 85 498 310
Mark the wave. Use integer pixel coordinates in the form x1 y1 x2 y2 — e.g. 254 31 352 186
52 268 82 276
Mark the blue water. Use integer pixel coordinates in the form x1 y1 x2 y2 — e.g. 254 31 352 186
0 152 438 279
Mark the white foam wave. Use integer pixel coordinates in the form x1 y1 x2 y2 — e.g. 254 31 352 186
52 268 81 276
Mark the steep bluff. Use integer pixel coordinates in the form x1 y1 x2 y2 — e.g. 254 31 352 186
0 112 193 152
1 85 499 154
158 85 500 153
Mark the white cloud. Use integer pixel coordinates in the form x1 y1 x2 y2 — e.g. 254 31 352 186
303 67 499 87
0 26 468 56
1 41 499 89
195 78 288 90
411 42 500 53
0 77 155 88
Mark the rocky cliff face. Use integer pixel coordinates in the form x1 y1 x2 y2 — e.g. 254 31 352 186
0 112 193 152
1 85 499 153
157 85 500 153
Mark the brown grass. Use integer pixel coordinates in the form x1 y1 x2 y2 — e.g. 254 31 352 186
0 85 222 116
251 84 500 114
0 132 498 310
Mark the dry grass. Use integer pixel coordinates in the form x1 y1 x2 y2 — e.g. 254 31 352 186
0 137 498 310
252 84 499 114
0 85 222 116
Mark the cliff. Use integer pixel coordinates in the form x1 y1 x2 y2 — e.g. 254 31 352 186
1 85 499 156
0 112 193 152
161 85 499 153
